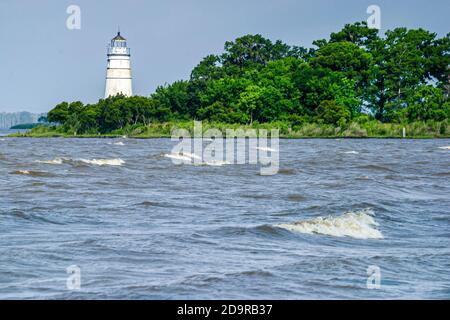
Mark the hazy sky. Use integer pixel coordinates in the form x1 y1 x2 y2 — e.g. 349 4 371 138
0 0 449 113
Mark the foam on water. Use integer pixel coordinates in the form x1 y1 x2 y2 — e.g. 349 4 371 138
36 157 125 166
108 141 125 146
11 170 52 177
78 158 125 166
181 152 202 160
254 147 278 152
276 209 383 239
164 153 193 162
36 158 65 165
344 151 359 155
438 146 450 150
164 152 232 166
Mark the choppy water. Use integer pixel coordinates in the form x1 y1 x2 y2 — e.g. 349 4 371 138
0 137 449 299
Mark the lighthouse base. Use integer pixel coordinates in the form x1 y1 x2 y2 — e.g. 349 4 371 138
104 78 133 98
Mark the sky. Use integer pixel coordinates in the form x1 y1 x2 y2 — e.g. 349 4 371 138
0 0 449 113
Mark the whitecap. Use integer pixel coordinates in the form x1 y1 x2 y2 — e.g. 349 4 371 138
108 141 125 146
181 152 202 160
164 152 202 162
78 158 125 166
11 170 53 177
35 158 65 165
254 147 278 152
164 154 193 162
276 209 383 239
438 146 450 150
37 157 124 166
344 151 359 155
14 170 30 175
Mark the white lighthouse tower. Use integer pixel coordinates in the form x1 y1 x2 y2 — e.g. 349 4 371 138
104 31 133 98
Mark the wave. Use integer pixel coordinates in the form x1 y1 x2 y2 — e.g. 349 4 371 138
254 147 278 152
108 141 125 146
204 160 231 166
78 158 125 166
287 194 306 202
11 170 53 177
275 209 383 239
164 153 193 162
36 157 125 166
164 152 230 166
438 146 450 150
432 172 450 177
277 168 296 175
344 151 359 155
181 152 202 160
36 158 65 165
358 164 395 173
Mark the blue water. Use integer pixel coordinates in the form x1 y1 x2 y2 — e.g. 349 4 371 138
0 138 449 299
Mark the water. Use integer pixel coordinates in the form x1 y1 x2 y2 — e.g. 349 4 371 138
0 137 449 299
0 129 28 137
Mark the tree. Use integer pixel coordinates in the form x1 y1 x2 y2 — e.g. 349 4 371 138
317 100 351 125
47 102 69 124
222 35 292 72
329 21 380 47
405 85 450 121
191 55 224 81
366 28 446 121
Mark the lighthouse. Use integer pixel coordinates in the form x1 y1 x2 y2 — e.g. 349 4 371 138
104 31 133 98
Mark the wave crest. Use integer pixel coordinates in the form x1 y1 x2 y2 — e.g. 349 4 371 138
276 209 383 239
36 158 125 166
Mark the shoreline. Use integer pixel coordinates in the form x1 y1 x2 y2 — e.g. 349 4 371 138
7 121 450 140
7 133 450 140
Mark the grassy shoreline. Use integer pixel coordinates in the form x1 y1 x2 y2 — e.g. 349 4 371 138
8 120 450 139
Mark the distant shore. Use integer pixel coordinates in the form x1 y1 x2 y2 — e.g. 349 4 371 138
8 121 450 139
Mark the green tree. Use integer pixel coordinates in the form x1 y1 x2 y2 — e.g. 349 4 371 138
316 100 351 125
47 102 69 124
405 85 449 121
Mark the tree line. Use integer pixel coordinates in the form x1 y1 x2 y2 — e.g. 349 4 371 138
47 22 450 134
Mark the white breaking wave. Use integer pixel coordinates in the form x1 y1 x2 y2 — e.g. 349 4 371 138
254 147 278 152
438 146 450 150
164 153 194 162
181 152 202 160
15 170 31 175
78 158 125 166
276 209 383 239
35 158 65 165
108 141 125 146
164 152 231 166
164 152 202 162
344 151 359 155
36 157 125 166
